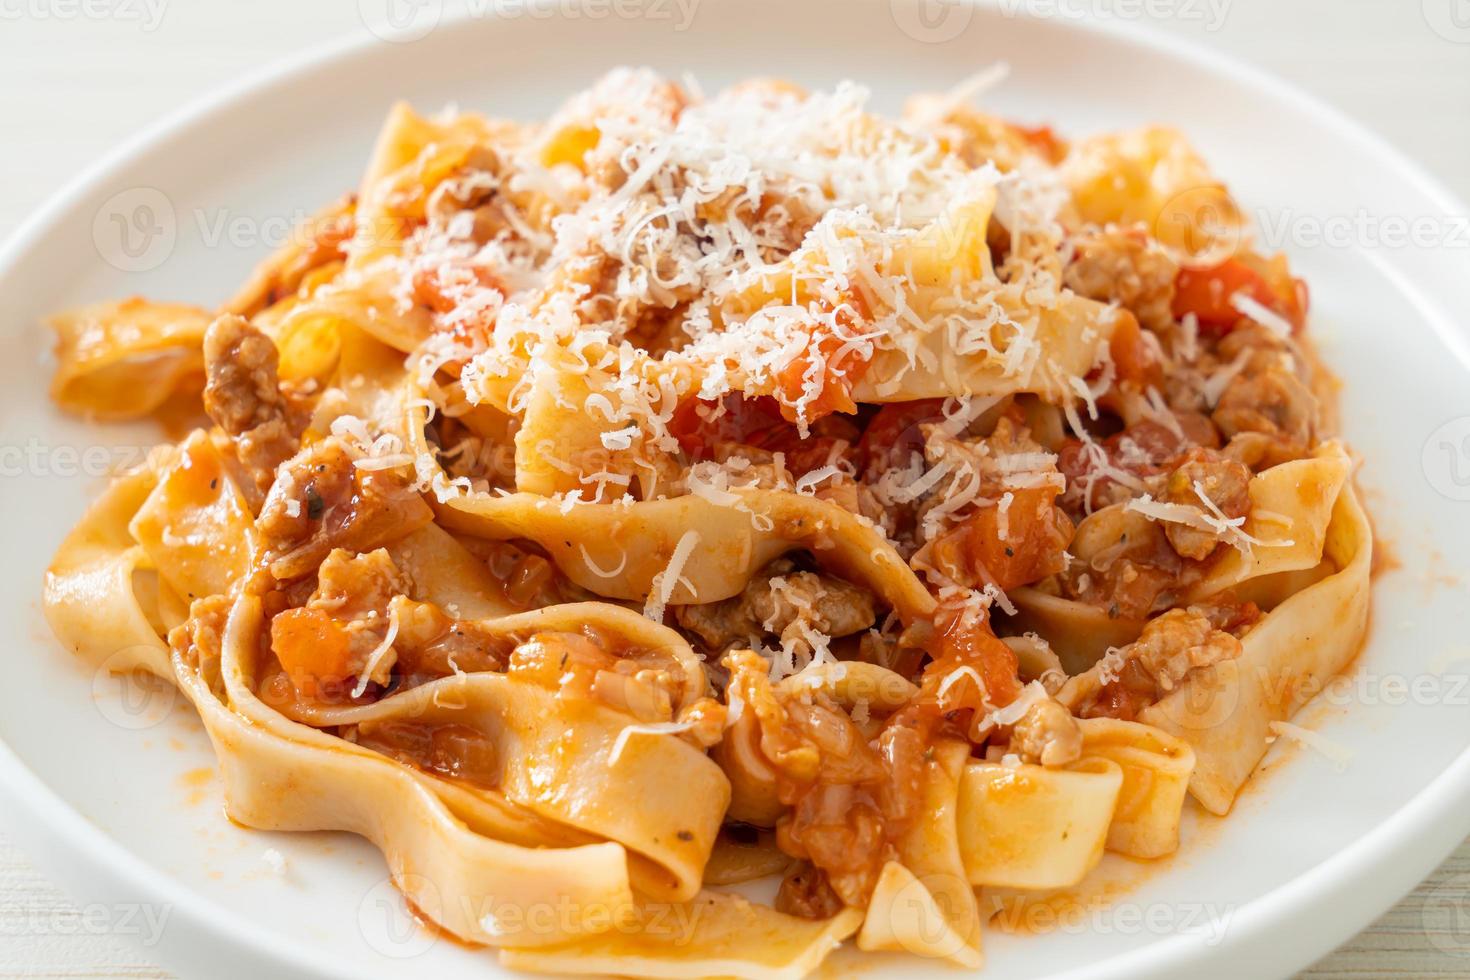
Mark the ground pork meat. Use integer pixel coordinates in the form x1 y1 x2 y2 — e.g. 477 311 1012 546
167 595 231 678
1155 447 1253 560
1208 329 1318 467
202 314 302 495
253 438 433 583
718 651 945 911
389 596 514 682
1214 321 1296 363
313 547 407 616
1162 362 1212 416
675 559 877 653
1056 419 1184 517
507 629 695 723
776 781 887 907
1131 608 1242 691
1189 597 1263 637
1074 608 1243 720
1213 363 1317 467
263 549 411 704
1064 226 1179 333
302 549 407 686
1057 503 1185 620
775 863 846 920
1008 697 1083 767
1062 554 1182 621
577 75 688 193
919 417 1052 498
424 145 511 246
551 168 752 341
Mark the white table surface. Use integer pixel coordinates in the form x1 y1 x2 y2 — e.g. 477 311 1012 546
3 1 1469 977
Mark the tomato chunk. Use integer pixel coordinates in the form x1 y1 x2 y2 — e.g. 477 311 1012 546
411 264 504 345
919 606 1022 715
1172 257 1305 334
855 398 946 479
270 606 354 697
924 487 1074 593
669 393 855 477
1016 123 1066 164
1106 310 1161 386
773 329 871 424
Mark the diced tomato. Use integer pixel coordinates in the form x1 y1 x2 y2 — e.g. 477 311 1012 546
541 124 600 169
769 293 875 426
773 328 872 425
1172 257 1305 335
1106 310 1161 386
270 607 354 698
920 605 1022 715
1249 252 1309 329
670 393 781 457
1016 123 1066 164
855 398 947 479
925 487 1074 593
304 212 354 267
1054 440 1091 495
669 393 854 477
1056 419 1187 512
412 264 504 345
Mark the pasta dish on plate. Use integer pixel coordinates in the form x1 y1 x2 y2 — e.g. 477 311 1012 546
42 70 1371 977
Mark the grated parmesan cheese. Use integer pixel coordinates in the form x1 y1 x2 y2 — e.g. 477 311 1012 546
982 680 1050 729
936 665 987 705
1095 646 1128 685
1126 484 1289 558
577 542 629 579
1200 349 1252 408
1231 293 1294 337
995 491 1014 541
261 848 289 878
643 530 701 623
607 720 696 766
351 607 401 700
1268 720 1353 772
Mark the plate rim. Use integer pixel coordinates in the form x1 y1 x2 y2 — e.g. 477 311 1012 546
3 4 1470 978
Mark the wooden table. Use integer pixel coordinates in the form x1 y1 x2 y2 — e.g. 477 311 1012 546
3 1 1468 976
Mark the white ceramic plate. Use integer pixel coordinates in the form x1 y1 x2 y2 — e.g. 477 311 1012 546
4 3 1470 978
